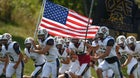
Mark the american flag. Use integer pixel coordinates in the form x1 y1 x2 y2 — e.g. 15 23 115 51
39 0 99 39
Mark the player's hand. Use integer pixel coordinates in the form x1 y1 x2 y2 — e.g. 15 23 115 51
66 48 71 53
121 64 126 68
13 64 18 69
92 55 99 61
30 48 34 52
23 58 28 63
60 60 64 63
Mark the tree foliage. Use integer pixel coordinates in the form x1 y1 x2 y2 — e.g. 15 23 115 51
0 0 41 25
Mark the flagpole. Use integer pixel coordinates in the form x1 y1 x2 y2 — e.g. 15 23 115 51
83 0 94 51
34 0 46 39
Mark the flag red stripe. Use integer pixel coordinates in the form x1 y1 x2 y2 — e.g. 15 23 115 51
67 18 88 27
69 10 92 23
40 23 97 35
42 18 98 33
65 23 99 32
41 24 84 37
68 13 92 24
40 26 96 39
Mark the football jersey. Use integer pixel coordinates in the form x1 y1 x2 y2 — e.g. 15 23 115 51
38 36 58 61
0 46 5 64
100 36 117 58
126 43 140 59
69 41 90 65
124 43 139 70
115 43 127 56
3 42 21 62
69 41 87 53
24 48 45 65
57 48 68 60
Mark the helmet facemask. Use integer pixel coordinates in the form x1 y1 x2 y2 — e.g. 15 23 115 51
126 36 136 51
116 35 126 49
56 39 64 49
2 33 12 45
24 37 33 49
71 38 80 44
25 43 32 49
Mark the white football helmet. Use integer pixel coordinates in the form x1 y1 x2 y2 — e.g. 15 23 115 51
126 36 136 45
97 26 109 38
2 33 12 43
64 37 71 43
24 37 34 44
56 39 64 45
54 36 63 42
37 29 48 38
116 35 126 45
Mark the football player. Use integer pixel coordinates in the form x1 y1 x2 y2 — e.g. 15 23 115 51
31 29 58 78
122 36 139 78
94 26 123 78
23 37 45 78
2 33 24 78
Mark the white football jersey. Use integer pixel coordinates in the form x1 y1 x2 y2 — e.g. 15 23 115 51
69 41 87 53
114 43 127 56
38 36 58 61
126 43 140 59
100 36 117 58
3 42 20 62
123 43 139 73
0 46 5 64
24 48 45 65
57 48 68 60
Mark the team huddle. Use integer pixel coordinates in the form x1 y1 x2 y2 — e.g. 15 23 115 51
0 26 140 78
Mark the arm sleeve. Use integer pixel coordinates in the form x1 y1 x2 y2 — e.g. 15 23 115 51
46 39 54 46
107 39 115 46
13 43 21 54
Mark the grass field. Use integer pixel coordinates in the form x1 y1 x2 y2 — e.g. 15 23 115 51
0 21 128 78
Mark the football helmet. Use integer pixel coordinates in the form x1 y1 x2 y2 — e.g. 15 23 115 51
56 39 64 45
54 36 63 42
24 37 34 44
97 26 109 38
116 35 126 45
126 36 136 45
37 29 48 38
64 37 71 43
2 33 12 44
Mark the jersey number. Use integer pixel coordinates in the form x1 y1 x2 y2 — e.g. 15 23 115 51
9 55 14 61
